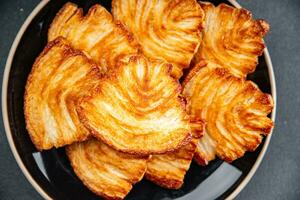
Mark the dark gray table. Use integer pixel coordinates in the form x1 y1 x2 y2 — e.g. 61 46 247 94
0 0 299 199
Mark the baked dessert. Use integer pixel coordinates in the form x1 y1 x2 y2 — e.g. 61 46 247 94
48 2 139 71
77 55 191 155
24 37 101 150
193 2 269 78
66 139 148 199
112 0 204 79
183 61 274 165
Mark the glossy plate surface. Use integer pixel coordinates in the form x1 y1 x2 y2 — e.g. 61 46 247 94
2 0 276 199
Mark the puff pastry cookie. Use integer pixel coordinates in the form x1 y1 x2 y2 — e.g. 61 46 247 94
66 139 148 200
48 2 139 71
24 37 101 150
183 61 274 164
112 0 204 79
193 2 269 78
77 55 191 155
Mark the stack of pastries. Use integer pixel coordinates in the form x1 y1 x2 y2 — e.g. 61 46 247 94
24 0 274 199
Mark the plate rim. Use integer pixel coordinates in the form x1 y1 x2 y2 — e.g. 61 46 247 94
1 0 277 200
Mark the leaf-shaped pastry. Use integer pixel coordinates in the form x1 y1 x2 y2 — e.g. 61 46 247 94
182 61 274 165
77 55 191 155
24 37 102 150
145 119 204 189
66 139 148 199
48 2 139 71
193 2 269 78
112 0 204 79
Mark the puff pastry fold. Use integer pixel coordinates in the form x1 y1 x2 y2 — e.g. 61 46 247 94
24 37 102 150
193 2 269 78
112 0 204 78
66 139 148 200
183 61 274 164
77 55 191 155
145 119 204 189
48 2 139 71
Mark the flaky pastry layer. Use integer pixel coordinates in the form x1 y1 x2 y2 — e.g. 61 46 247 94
193 2 269 78
77 55 191 155
24 37 102 150
112 0 204 79
183 61 274 165
145 118 204 189
48 2 139 71
66 139 148 200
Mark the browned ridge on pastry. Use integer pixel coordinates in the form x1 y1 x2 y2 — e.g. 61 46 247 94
182 61 274 165
24 37 102 150
145 118 204 189
193 1 269 78
77 55 191 155
112 0 204 79
66 139 148 200
48 2 139 71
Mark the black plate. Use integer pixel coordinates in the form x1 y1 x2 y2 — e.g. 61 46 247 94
4 0 274 199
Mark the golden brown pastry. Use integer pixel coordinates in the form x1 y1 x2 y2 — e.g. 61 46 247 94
193 2 269 78
77 55 191 155
145 119 204 189
66 139 148 200
48 2 139 71
182 61 274 165
112 0 204 79
24 37 102 150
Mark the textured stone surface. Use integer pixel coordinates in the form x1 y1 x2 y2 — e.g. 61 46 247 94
236 0 300 200
0 1 42 200
0 0 299 199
